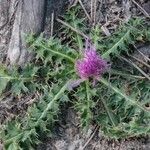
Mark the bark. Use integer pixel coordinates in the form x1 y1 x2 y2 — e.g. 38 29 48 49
6 0 45 65
0 0 10 61
0 0 69 65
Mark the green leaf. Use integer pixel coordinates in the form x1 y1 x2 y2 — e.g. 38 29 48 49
0 65 10 95
0 78 9 96
102 30 131 59
7 142 20 150
35 82 69 125
11 81 28 95
99 78 149 112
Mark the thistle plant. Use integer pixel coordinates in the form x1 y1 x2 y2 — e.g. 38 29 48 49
0 6 150 149
68 39 108 89
75 40 108 79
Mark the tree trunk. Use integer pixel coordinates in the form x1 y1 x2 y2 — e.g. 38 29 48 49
0 0 69 65
0 0 45 65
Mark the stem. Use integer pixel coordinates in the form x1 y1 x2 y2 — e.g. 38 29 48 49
85 80 90 104
84 80 92 127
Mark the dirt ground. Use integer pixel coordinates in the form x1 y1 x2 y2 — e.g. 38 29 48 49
37 108 150 150
0 0 150 149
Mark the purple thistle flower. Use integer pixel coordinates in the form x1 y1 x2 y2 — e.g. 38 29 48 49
75 40 108 79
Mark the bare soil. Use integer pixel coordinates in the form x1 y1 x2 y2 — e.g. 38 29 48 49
37 108 150 150
0 0 150 150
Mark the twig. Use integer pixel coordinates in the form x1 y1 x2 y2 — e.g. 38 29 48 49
120 56 150 80
137 49 150 62
131 0 150 18
93 0 97 25
78 0 92 22
111 69 146 79
81 125 99 150
129 54 150 69
101 25 111 36
50 11 54 37
70 0 79 7
56 18 89 39
92 143 97 150
91 0 94 21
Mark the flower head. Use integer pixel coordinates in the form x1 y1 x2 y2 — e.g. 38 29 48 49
75 40 108 79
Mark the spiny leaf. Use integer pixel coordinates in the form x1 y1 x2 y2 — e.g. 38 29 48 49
99 78 149 112
101 19 147 59
35 82 69 125
2 82 69 149
102 30 131 59
32 37 76 63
